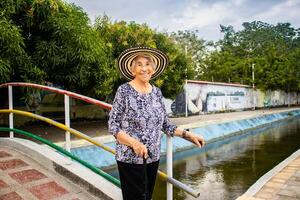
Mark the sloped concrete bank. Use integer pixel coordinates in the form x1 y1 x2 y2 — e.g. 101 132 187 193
71 109 300 169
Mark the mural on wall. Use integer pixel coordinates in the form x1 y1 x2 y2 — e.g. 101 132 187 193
168 80 299 115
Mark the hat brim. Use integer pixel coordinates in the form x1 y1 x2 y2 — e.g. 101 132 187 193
117 47 169 80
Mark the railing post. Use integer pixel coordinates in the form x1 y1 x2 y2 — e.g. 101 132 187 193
8 86 14 138
252 63 256 110
64 94 71 152
185 81 188 117
166 135 173 200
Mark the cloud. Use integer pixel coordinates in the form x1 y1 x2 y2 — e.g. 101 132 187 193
253 0 300 25
169 1 238 30
64 0 300 41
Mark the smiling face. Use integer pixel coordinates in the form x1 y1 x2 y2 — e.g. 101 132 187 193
130 55 156 83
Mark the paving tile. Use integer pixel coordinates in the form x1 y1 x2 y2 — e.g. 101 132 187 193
289 164 300 168
275 172 293 180
270 177 287 184
0 151 12 158
236 196 265 200
286 166 299 170
0 192 23 200
259 186 277 193
289 176 300 182
0 179 8 189
277 189 298 198
282 168 297 173
294 172 300 177
0 159 28 170
274 195 299 200
29 181 68 200
9 169 47 184
255 191 274 199
264 181 284 189
286 180 300 187
291 160 300 164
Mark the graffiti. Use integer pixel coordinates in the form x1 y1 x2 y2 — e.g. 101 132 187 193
230 91 245 96
167 80 299 115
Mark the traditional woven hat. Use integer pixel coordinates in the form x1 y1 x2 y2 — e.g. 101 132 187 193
117 47 169 80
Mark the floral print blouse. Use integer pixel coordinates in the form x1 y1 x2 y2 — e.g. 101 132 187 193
108 83 177 164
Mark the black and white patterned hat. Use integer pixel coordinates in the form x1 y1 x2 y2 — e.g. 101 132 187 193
117 47 169 80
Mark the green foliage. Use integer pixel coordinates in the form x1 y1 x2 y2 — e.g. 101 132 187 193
170 30 210 79
26 0 108 96
1 0 108 98
94 15 158 98
3 0 299 102
0 17 28 83
152 32 184 98
94 16 192 98
202 21 300 92
1 0 192 99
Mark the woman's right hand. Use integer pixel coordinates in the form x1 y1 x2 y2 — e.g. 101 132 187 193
116 131 148 159
130 139 148 159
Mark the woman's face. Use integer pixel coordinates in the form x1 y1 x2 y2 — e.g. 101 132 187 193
131 56 155 83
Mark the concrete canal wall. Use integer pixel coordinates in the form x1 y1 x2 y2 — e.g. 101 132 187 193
71 109 300 169
169 80 300 115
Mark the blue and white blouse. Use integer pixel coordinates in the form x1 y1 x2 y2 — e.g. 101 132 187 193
108 83 177 164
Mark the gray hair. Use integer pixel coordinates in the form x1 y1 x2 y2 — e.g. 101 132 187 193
130 53 156 71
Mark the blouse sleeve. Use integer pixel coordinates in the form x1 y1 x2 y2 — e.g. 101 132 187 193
157 88 177 136
108 86 126 138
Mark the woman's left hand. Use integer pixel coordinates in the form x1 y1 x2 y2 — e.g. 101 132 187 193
185 131 205 147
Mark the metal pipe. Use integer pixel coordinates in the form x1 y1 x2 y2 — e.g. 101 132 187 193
184 46 188 118
158 171 200 198
0 109 115 154
0 127 120 187
8 86 13 138
185 81 188 117
0 82 112 110
0 109 200 198
252 63 256 110
64 94 71 152
0 83 201 197
166 135 173 200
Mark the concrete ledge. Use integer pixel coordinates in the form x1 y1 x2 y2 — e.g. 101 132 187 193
0 138 122 200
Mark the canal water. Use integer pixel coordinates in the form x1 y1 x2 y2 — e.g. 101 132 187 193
106 117 300 200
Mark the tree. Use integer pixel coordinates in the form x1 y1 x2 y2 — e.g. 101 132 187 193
201 21 300 92
94 15 192 98
170 30 210 79
0 0 45 83
0 0 112 99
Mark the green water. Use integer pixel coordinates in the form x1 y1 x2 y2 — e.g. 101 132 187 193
153 118 300 200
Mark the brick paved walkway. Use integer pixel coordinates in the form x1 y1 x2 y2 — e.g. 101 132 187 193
0 147 98 200
237 151 300 200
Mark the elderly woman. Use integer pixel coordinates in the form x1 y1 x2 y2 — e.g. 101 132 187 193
108 47 205 200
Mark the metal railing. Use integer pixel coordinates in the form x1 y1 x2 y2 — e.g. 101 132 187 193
0 127 120 186
0 82 200 198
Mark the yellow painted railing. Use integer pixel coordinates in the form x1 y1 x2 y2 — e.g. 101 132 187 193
0 109 200 197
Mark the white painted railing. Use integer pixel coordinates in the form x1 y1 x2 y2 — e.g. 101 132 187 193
0 82 200 199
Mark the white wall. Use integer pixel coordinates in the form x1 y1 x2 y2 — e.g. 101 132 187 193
168 81 299 114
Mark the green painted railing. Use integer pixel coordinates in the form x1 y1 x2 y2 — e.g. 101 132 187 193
0 127 120 187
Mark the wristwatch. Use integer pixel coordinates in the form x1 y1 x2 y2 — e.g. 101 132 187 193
182 129 187 138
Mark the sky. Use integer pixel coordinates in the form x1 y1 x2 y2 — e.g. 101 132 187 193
64 0 300 41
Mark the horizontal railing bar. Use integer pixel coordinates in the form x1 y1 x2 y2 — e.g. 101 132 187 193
0 82 112 110
0 109 200 197
0 109 115 154
0 127 120 187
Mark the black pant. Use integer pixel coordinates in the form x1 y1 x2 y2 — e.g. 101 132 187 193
117 160 159 200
